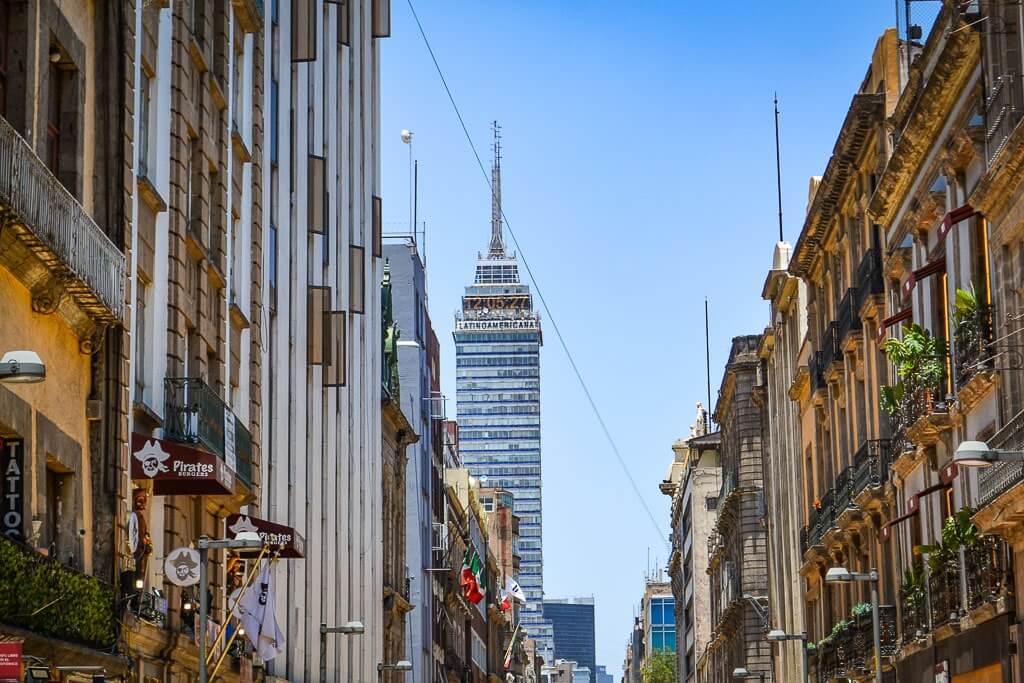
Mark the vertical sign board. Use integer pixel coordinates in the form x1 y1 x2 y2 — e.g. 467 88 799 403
0 437 25 540
224 407 236 474
0 641 21 683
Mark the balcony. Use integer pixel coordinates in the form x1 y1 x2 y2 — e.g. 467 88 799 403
0 533 117 650
851 439 891 502
832 607 898 676
837 288 863 344
984 73 1024 164
856 248 885 313
900 574 928 646
954 303 995 391
0 114 126 323
832 466 855 521
978 409 1024 508
803 487 837 553
163 378 253 488
821 321 842 372
810 351 827 395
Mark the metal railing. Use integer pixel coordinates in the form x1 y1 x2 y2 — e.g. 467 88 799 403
985 73 1024 164
851 439 891 499
954 304 995 389
163 378 253 488
856 248 885 312
804 487 837 551
833 466 855 518
978 409 1024 507
900 577 928 645
0 114 125 320
837 288 863 342
965 536 1011 611
930 559 961 629
810 351 827 394
821 321 841 370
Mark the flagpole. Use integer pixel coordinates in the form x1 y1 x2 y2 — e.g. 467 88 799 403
206 544 270 666
209 554 281 681
503 622 520 667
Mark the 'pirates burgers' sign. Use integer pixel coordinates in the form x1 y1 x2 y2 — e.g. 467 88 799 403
131 434 234 495
225 514 305 559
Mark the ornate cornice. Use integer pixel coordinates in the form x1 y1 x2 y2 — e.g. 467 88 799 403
867 27 981 227
790 94 886 278
969 115 1024 239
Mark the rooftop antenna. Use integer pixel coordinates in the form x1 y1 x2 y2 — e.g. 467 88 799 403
489 121 505 258
774 93 784 243
705 298 712 431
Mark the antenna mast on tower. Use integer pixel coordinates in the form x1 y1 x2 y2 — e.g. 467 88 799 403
489 121 506 257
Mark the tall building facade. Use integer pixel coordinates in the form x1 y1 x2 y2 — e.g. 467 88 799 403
662 406 720 682
261 1 390 681
454 130 552 658
543 598 596 682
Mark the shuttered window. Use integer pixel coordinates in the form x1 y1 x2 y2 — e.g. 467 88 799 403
307 286 330 364
372 0 390 37
308 154 326 234
291 0 316 62
373 195 382 258
324 311 347 387
350 245 365 314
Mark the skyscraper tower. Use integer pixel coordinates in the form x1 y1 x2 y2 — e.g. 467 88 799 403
454 123 553 661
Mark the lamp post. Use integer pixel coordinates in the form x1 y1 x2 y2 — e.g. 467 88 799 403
0 350 45 383
377 660 413 683
766 630 808 683
953 440 1024 467
319 621 365 683
732 666 765 683
825 567 882 683
197 533 263 683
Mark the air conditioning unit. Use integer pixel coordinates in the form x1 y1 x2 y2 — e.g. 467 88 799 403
424 392 446 421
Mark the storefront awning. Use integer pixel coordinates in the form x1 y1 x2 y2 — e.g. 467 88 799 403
225 514 306 559
131 433 234 496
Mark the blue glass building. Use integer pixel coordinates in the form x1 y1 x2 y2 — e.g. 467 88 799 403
648 595 677 652
544 598 596 682
455 129 552 660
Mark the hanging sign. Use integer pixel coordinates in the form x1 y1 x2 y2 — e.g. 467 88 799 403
0 437 25 540
131 433 234 495
165 547 202 587
0 641 21 683
226 514 305 558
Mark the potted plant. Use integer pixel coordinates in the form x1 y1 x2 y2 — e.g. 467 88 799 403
881 323 947 423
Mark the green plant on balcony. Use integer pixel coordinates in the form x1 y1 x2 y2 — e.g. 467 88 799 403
0 535 117 650
952 286 980 333
901 564 926 612
917 506 979 574
880 324 947 423
851 602 872 618
817 618 852 649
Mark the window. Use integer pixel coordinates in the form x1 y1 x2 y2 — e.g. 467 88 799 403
372 196 382 258
232 45 244 131
291 0 316 62
135 281 148 398
372 0 390 38
44 465 72 562
0 2 9 116
270 78 279 164
350 245 365 314
139 71 152 178
46 61 64 177
308 155 325 234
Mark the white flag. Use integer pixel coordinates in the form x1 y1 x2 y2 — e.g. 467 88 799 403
506 578 526 604
237 562 285 661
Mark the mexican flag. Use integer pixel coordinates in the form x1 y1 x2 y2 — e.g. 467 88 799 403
499 588 511 611
460 548 485 604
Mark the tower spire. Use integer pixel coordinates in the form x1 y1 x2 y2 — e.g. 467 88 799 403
489 121 506 257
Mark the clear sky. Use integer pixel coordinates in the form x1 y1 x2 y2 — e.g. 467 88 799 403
380 2 897 677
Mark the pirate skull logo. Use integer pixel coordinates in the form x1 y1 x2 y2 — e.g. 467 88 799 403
133 439 171 478
227 516 259 538
164 547 201 586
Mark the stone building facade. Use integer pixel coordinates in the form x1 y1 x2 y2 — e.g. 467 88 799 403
663 406 720 682
0 0 131 675
701 335 769 682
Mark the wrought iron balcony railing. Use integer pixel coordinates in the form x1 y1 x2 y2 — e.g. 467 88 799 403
900 579 928 645
930 559 962 629
851 439 891 499
965 535 1011 611
803 487 837 552
985 73 1024 164
833 466 855 518
837 288 863 343
163 377 253 487
0 114 126 321
856 248 885 312
0 533 117 650
977 409 1024 507
954 304 995 389
821 321 842 370
810 351 827 394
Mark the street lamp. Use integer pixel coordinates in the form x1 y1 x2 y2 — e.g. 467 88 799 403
377 660 413 682
197 533 263 683
766 630 809 683
953 440 1024 467
824 567 882 683
0 350 45 383
732 666 764 682
319 621 365 683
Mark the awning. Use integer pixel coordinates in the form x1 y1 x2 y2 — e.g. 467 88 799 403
882 462 958 541
131 433 234 495
936 204 977 245
902 255 946 299
877 308 913 342
225 514 306 559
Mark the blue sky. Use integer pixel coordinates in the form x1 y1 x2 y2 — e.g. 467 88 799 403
381 2 896 676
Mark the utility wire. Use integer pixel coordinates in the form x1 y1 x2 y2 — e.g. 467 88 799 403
405 0 670 549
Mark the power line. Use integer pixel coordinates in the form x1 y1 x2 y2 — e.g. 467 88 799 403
404 0 670 550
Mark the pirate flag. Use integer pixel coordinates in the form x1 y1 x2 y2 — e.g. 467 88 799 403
237 561 285 661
